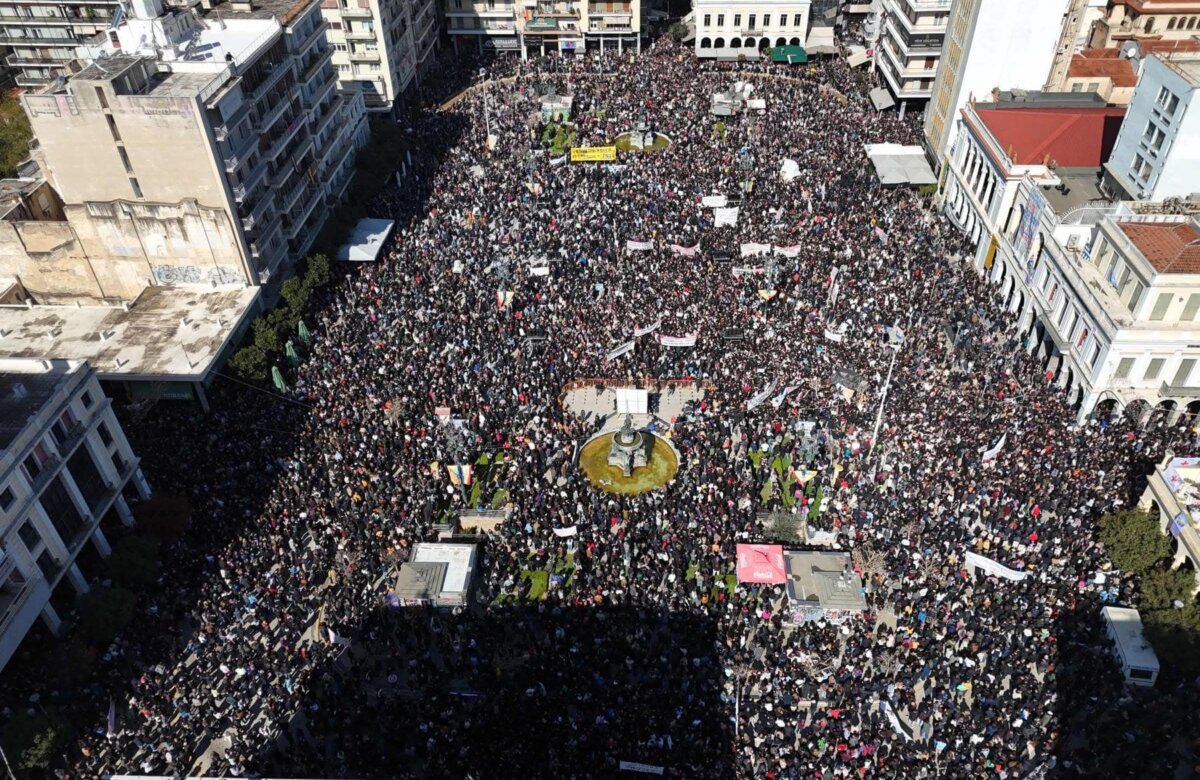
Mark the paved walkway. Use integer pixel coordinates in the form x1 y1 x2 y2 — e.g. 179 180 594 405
563 382 705 433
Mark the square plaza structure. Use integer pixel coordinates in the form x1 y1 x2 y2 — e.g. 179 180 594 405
783 550 867 616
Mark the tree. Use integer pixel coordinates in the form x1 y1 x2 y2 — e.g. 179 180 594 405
1139 568 1196 611
252 316 281 356
1143 603 1200 678
669 22 688 42
133 492 192 539
107 534 162 588
281 275 310 314
1097 510 1171 574
1 709 64 773
229 345 267 382
78 586 136 645
304 253 332 289
0 92 33 179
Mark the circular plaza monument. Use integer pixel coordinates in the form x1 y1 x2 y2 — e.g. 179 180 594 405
579 414 679 496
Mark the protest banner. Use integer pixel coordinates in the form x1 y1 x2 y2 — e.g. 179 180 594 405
656 333 697 348
570 146 617 162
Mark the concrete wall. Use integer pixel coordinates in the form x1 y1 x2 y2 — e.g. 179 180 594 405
23 91 229 210
0 199 248 303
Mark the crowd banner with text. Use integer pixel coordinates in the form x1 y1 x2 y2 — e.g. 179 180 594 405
606 340 636 361
634 318 662 337
619 761 665 776
746 379 778 410
740 242 772 257
980 433 1006 463
670 243 700 255
701 195 727 208
733 266 764 277
571 145 618 162
964 550 1028 582
714 207 740 227
775 245 802 257
657 333 697 348
626 239 653 251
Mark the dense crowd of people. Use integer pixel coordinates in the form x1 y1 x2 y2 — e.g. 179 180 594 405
7 37 1200 780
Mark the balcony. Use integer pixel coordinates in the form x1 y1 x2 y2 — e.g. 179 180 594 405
286 187 323 239
242 189 276 232
293 18 328 54
5 52 68 67
247 60 293 105
233 158 269 203
348 48 380 61
302 69 337 110
344 28 377 40
338 5 373 17
300 49 333 86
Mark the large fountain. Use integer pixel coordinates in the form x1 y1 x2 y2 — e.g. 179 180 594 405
579 415 679 496
615 110 672 153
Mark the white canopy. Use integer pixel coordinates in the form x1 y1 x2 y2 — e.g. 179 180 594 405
869 87 896 111
846 47 871 68
337 218 396 262
807 26 836 55
864 143 937 186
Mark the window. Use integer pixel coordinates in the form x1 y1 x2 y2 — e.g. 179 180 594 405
18 519 39 550
98 421 113 448
68 447 108 513
36 550 57 580
330 21 341 29
793 13 801 26
1183 293 1200 321
117 146 133 174
1144 16 1155 33
1077 328 1089 349
1145 357 1165 381
1149 292 1171 321
41 475 86 545
23 442 51 483
733 14 741 27
703 13 710 26
334 43 348 51
0 487 13 512
748 14 755 29
1129 668 1154 681
1128 281 1145 313
762 14 769 27
1173 358 1196 387
717 14 724 26
1115 357 1135 380
1156 86 1180 116
81 390 93 409
1070 83 1083 93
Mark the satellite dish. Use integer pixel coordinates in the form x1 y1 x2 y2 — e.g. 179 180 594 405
1121 40 1141 60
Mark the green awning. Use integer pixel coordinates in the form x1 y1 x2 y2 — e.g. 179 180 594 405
771 45 807 64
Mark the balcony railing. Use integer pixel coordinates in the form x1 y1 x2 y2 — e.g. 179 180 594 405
338 5 373 17
348 49 380 61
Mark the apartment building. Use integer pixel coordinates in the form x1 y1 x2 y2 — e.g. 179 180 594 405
323 0 438 112
924 0 1074 163
446 0 639 57
1089 0 1200 48
874 0 950 103
1051 40 1200 105
0 0 115 90
0 358 150 672
693 0 809 59
942 96 1200 422
446 0 519 55
15 0 368 298
1103 53 1200 201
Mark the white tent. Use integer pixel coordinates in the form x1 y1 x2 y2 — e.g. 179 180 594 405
846 46 871 68
869 87 896 111
863 143 937 186
337 218 396 262
806 26 836 55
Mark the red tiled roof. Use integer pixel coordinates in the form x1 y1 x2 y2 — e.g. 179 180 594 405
1068 51 1138 87
1117 221 1200 274
972 106 1127 168
1141 39 1200 55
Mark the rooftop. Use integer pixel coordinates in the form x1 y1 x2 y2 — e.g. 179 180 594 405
0 359 80 452
1116 219 1200 274
0 285 261 382
782 550 868 612
1068 51 1138 88
971 105 1126 168
204 0 312 24
1160 55 1200 87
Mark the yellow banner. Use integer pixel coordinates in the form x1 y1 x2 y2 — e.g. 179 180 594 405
570 146 617 162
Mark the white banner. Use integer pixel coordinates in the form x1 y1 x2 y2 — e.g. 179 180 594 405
714 207 740 227
656 333 697 348
606 340 636 361
746 379 778 411
824 328 844 343
774 245 802 257
634 318 662 337
740 242 772 257
964 550 1028 582
980 433 1006 463
780 158 801 182
732 266 764 277
530 266 550 277
770 385 799 408
670 243 700 256
552 525 578 538
626 239 653 251
619 761 665 776
701 195 727 208
549 154 568 167
882 702 915 742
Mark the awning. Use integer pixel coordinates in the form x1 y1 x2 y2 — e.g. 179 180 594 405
807 26 836 54
869 87 896 111
863 143 937 186
337 218 395 262
846 47 871 68
847 3 875 12
771 45 807 64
